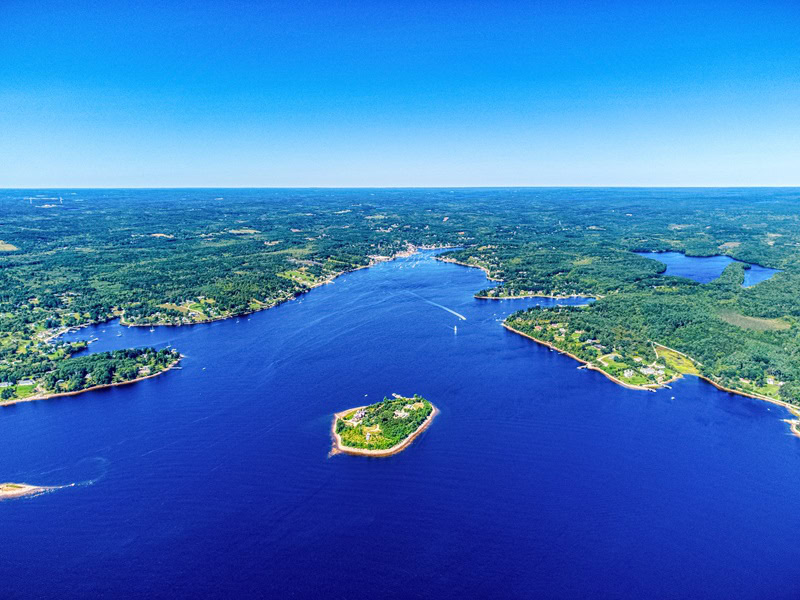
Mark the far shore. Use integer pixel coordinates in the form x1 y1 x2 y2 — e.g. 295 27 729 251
118 245 456 329
0 358 182 408
476 292 596 301
25 247 446 409
330 403 438 457
435 256 503 282
503 323 800 438
436 256 596 300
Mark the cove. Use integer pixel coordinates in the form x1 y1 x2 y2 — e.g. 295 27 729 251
2 251 800 599
634 250 780 287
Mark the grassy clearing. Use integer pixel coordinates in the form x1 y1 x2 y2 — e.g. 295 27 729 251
718 311 790 332
655 345 700 375
278 269 317 285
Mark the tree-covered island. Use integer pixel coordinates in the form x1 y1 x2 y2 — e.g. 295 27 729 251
332 395 436 456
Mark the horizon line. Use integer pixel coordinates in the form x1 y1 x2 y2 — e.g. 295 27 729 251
1 185 799 190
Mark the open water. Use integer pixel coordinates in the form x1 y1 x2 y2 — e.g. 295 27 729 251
2 251 799 598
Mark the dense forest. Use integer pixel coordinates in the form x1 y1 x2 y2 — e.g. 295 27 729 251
1 188 800 406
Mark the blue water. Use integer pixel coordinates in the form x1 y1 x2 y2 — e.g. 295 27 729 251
3 251 800 599
635 251 780 287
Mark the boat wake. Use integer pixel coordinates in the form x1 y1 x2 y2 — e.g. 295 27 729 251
405 291 467 320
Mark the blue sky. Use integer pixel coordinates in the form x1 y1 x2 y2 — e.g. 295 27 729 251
1 0 798 187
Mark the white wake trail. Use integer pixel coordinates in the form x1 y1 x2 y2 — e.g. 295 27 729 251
406 291 467 320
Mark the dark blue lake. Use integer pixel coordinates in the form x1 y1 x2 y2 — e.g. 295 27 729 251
2 251 799 599
635 251 780 286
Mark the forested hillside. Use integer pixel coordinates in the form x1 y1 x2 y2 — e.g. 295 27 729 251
2 188 800 406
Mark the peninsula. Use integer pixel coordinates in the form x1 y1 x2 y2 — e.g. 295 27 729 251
3 190 800 431
332 394 436 456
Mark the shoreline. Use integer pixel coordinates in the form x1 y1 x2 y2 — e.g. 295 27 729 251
0 358 182 408
436 256 596 300
502 323 657 392
330 403 439 457
1 483 48 500
117 246 450 329
0 482 75 500
435 256 503 282
476 293 596 301
503 323 800 437
29 247 441 408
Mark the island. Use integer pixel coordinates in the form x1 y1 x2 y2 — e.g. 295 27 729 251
0 482 47 500
332 394 437 456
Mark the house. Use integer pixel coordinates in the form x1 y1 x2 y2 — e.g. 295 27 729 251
640 367 656 376
19 379 35 386
623 369 635 378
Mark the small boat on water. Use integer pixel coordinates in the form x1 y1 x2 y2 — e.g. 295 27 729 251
149 327 155 332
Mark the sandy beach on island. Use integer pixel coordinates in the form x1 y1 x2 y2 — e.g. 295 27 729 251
0 358 182 408
330 404 439 457
0 483 47 500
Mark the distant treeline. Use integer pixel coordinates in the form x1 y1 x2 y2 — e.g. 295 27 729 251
2 188 800 404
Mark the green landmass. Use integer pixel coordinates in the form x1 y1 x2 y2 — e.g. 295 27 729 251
1 347 179 402
335 395 434 450
504 263 798 401
2 189 800 409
